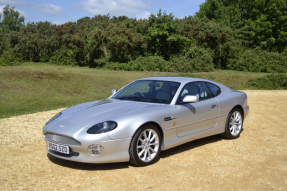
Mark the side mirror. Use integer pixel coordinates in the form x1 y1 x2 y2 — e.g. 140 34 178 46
111 89 117 95
182 95 198 103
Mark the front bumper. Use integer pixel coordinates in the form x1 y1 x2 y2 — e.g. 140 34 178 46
44 133 131 163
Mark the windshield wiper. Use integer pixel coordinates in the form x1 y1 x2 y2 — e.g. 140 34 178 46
147 98 169 103
118 96 142 100
118 96 168 103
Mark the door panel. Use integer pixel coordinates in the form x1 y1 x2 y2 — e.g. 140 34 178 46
176 98 219 137
175 81 219 137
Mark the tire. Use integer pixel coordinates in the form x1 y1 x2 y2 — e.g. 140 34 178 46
129 124 162 166
221 108 243 139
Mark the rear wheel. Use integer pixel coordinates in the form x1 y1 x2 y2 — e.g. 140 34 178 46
129 124 162 166
221 108 243 139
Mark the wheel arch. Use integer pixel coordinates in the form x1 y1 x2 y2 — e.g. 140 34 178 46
231 105 244 120
129 121 165 150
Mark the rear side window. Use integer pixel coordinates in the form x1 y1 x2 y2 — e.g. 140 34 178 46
180 82 212 101
205 82 221 97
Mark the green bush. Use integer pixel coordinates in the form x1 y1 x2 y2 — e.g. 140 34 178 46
170 46 215 72
49 49 78 66
104 47 215 73
0 49 22 66
227 49 287 73
40 55 51 62
248 74 287 89
105 46 214 72
92 58 108 68
105 56 171 71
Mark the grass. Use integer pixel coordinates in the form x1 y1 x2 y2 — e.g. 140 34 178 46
0 62 273 119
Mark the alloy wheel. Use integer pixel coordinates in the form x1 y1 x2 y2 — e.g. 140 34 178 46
229 111 242 136
136 129 159 162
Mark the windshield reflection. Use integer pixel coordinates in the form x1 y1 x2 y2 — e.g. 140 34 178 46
112 80 181 104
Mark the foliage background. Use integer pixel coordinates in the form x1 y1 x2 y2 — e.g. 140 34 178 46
0 1 286 73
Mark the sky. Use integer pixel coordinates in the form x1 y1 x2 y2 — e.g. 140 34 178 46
0 0 206 25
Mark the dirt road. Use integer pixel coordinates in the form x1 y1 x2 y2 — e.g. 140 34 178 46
1 91 287 190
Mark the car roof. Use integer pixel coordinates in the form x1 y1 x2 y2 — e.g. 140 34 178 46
138 76 211 84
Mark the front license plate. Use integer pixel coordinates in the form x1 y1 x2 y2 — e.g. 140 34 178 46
48 141 69 154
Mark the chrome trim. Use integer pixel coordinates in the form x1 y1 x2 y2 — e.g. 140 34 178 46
44 132 81 146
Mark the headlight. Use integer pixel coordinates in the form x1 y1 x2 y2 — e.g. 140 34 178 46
45 112 62 125
87 121 117 134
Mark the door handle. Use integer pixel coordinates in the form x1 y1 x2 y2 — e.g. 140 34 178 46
164 116 176 121
211 105 217 109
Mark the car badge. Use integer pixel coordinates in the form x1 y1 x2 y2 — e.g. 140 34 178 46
60 125 65 128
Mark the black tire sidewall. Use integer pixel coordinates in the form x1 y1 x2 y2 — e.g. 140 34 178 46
130 124 162 166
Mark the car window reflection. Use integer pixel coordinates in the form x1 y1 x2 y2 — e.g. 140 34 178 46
113 80 181 104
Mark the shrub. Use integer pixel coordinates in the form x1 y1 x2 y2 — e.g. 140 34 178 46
104 47 215 73
40 55 51 62
248 74 287 90
170 46 215 72
105 56 171 71
92 58 108 68
0 49 22 66
227 49 287 73
49 49 78 66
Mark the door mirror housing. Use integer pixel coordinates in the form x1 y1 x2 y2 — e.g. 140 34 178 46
182 95 198 103
111 89 117 95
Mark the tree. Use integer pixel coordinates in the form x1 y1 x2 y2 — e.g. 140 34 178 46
0 5 25 33
196 0 287 52
146 9 190 60
77 16 90 25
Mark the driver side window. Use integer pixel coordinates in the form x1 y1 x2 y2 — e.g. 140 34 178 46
180 82 212 101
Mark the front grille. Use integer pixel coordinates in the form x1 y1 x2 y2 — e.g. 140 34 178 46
45 133 81 146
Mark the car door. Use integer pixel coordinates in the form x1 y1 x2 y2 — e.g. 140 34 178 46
176 82 219 137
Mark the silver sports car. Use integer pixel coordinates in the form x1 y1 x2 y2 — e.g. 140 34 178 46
43 77 249 166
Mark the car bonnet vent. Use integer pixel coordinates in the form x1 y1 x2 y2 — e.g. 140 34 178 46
45 133 81 146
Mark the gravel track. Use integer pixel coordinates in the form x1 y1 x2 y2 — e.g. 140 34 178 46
1 90 287 190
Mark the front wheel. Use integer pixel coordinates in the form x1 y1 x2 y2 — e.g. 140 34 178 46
129 124 162 166
221 108 243 139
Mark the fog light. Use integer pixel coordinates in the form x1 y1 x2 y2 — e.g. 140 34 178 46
87 144 104 156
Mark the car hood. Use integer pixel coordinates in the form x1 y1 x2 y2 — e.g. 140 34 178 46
56 99 165 127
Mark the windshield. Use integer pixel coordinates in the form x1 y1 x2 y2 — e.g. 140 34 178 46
112 80 181 104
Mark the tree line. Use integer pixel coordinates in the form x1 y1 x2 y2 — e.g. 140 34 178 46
0 0 286 73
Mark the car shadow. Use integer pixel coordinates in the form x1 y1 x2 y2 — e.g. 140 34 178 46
161 128 245 158
47 153 130 170
160 134 223 158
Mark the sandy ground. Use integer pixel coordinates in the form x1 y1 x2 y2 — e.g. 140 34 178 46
0 90 287 191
